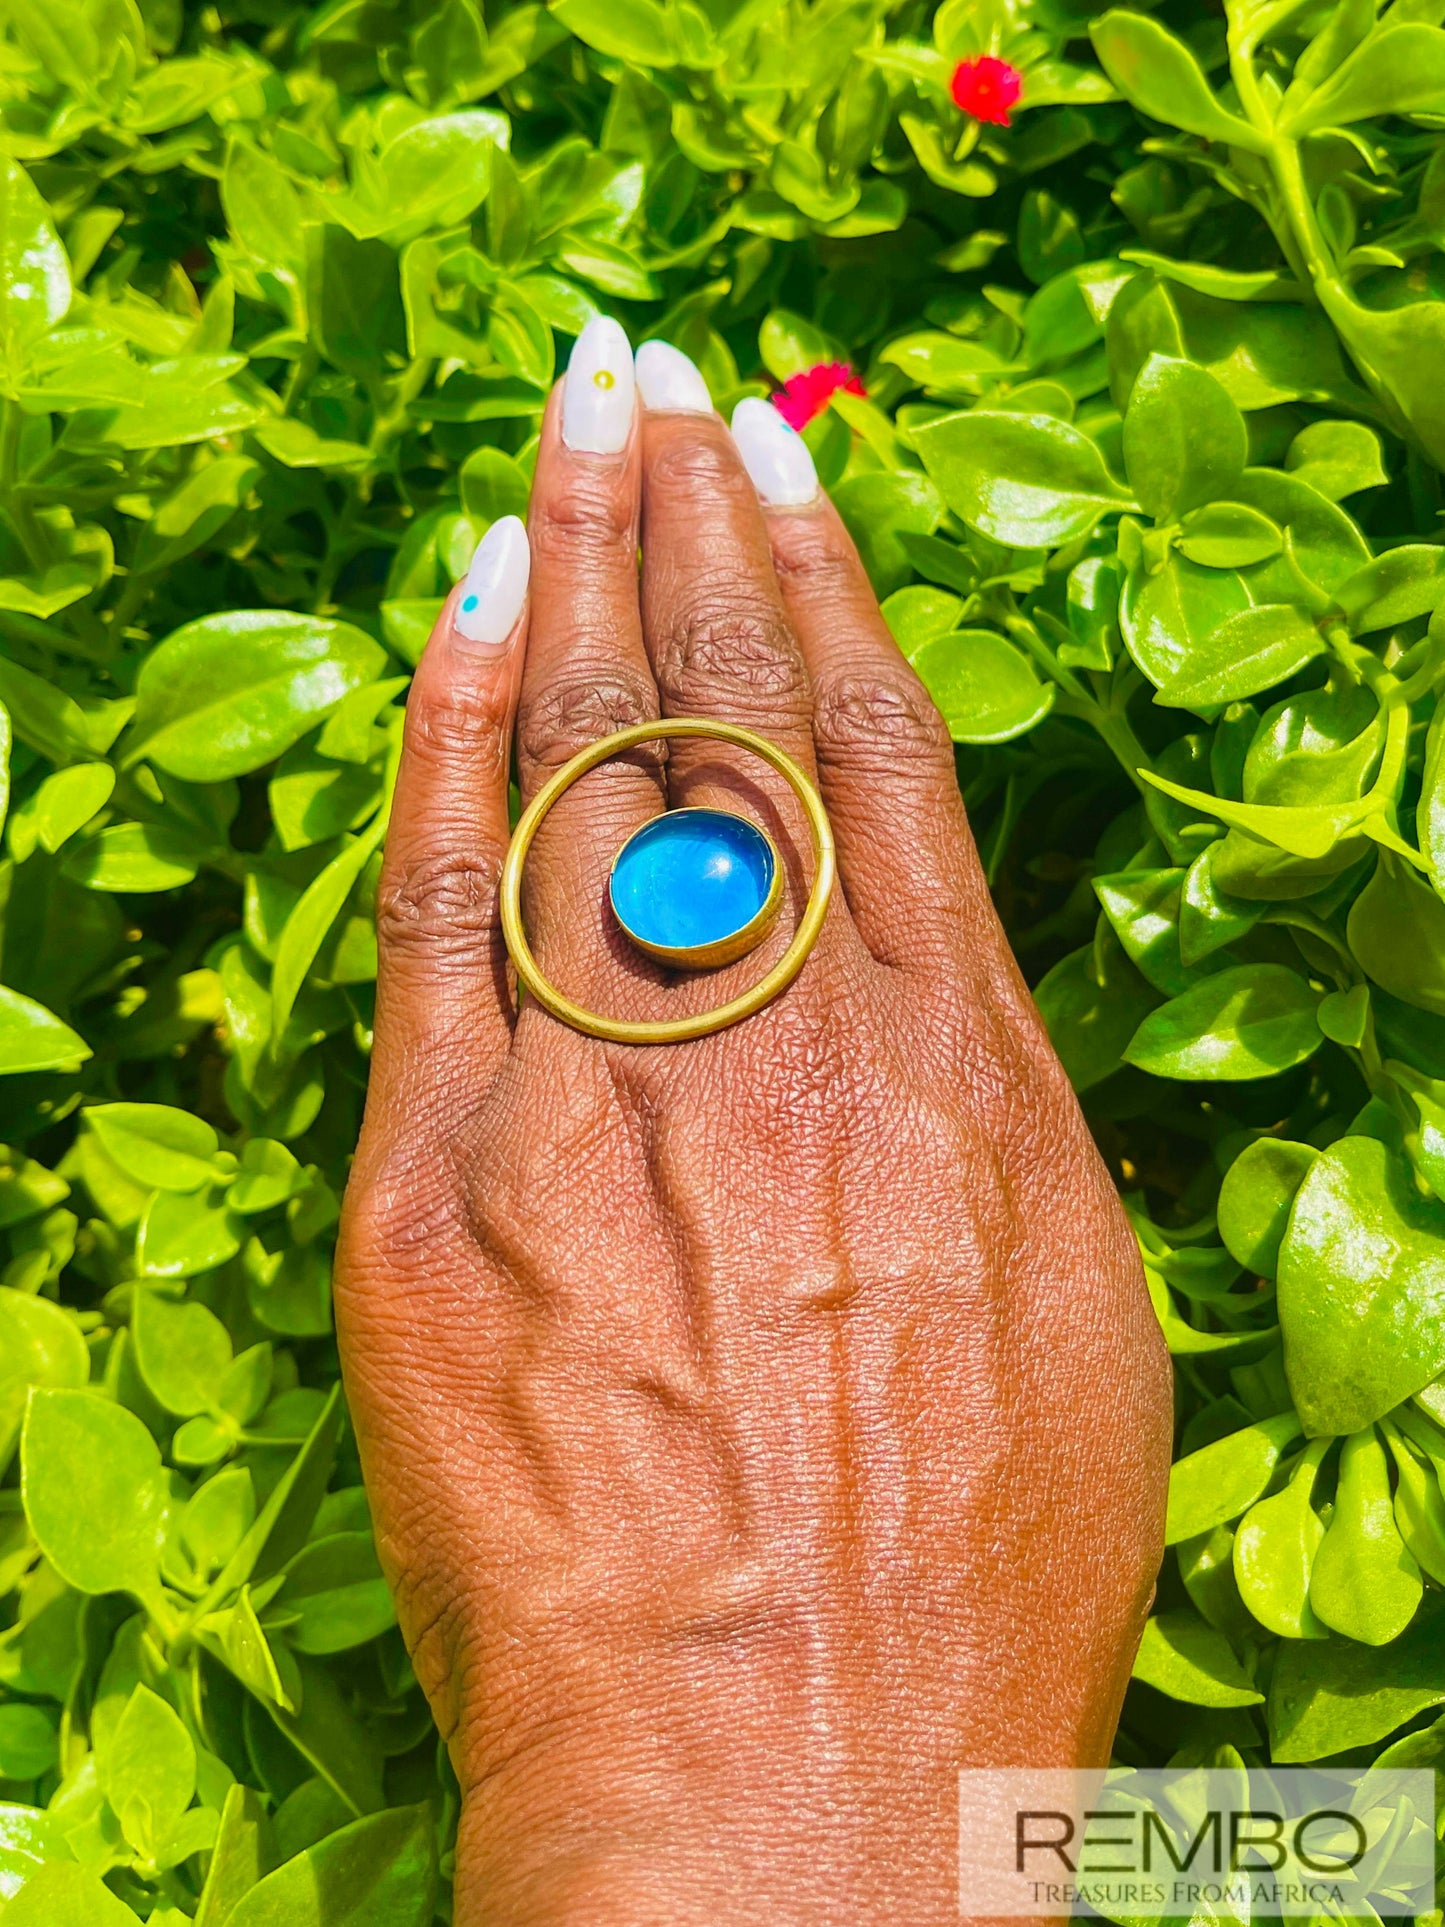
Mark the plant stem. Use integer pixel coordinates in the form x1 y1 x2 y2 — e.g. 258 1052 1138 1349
0 398 48 571
1055 692 1153 797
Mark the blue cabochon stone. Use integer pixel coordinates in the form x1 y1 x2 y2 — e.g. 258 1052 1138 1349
610 809 775 952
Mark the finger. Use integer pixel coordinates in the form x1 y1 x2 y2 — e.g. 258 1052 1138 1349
515 315 666 1001
759 487 999 973
638 378 817 863
368 517 530 1128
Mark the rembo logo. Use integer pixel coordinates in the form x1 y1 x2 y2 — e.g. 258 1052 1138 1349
957 1768 1435 1918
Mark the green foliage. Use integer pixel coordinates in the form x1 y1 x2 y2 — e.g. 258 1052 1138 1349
2 0 1445 1908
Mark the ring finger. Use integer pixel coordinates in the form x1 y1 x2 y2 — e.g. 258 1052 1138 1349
635 350 833 979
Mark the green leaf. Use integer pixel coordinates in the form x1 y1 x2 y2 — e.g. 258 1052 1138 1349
908 630 1054 744
0 654 118 762
0 1703 58 1779
1309 1425 1423 1643
553 0 678 65
1165 1410 1304 1543
1035 937 1161 1092
133 1292 234 1416
1154 601 1327 710
1348 856 1445 1016
1122 355 1248 521
225 1804 437 1927
103 1685 196 1860
1283 23 1445 134
880 332 1017 399
221 141 306 279
0 1285 89 1468
195 1785 271 1927
1270 1599 1445 1761
125 614 386 782
21 1388 169 1604
10 763 113 858
1278 1134 1445 1435
0 985 90 1075
1284 420 1389 500
307 228 407 378
0 159 70 388
1131 1608 1263 1706
1217 1138 1317 1278
252 419 370 471
182 1467 256 1575
133 457 260 574
229 1139 306 1215
1175 502 1282 569
1090 13 1264 150
0 1803 75 1901
1093 868 1198 996
198 1587 300 1713
272 1533 395 1654
1335 544 1445 633
880 586 964 653
1 1863 140 1926
1318 282 1445 471
62 821 205 892
1124 964 1323 1079
759 310 836 383
458 445 530 527
86 1103 220 1192
136 1187 242 1279
269 747 384 854
1233 1438 1330 1639
206 1383 344 1600
271 817 389 1042
1422 709 1445 897
336 113 506 244
1387 1422 1445 1583
913 410 1134 548
830 471 941 597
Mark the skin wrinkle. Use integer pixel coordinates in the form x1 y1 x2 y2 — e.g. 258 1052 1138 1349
334 392 1172 1927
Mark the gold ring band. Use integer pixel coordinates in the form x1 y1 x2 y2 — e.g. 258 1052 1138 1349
499 719 835 1045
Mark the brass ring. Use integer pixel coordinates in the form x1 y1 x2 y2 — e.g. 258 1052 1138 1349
499 719 835 1045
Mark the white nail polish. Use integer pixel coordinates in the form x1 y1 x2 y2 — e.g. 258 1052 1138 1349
454 515 530 647
562 315 635 454
730 397 819 507
635 340 712 414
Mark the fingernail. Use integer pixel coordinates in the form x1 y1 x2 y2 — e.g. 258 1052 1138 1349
635 340 712 414
454 515 530 647
562 315 634 454
730 397 819 507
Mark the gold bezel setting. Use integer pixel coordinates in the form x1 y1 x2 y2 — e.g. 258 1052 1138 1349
607 806 785 970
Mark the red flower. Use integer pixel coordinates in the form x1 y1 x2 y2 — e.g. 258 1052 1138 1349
772 360 865 431
950 55 1022 127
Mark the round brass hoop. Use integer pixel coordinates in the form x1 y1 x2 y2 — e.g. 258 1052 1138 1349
499 719 835 1045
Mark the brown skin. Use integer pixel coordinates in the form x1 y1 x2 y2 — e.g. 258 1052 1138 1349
335 380 1172 1925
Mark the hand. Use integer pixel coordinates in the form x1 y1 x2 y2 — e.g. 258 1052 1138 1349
336 320 1171 1927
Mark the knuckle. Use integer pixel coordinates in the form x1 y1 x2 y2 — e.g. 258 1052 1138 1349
530 470 635 560
517 669 661 773
407 682 510 783
376 851 501 965
770 517 860 591
647 430 753 501
811 666 954 774
655 596 810 720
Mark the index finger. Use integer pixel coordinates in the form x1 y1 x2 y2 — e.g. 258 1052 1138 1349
366 518 529 1134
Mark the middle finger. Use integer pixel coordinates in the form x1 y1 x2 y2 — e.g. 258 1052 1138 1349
516 317 665 1002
